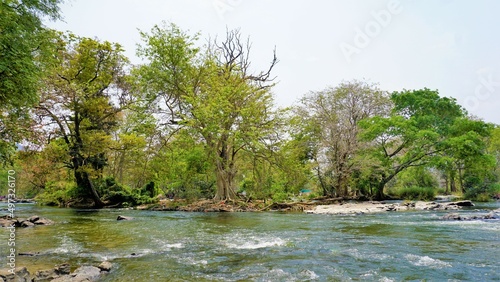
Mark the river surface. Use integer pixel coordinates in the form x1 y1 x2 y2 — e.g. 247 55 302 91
1 202 499 281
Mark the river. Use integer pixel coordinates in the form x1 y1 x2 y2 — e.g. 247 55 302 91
1 202 499 281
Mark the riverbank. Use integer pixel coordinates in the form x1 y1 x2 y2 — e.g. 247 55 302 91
140 198 483 214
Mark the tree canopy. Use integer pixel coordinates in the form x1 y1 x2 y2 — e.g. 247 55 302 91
1 17 498 206
136 23 278 201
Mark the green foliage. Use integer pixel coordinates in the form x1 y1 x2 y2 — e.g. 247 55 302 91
464 183 500 202
0 0 62 108
35 181 76 206
271 191 290 203
392 167 438 191
97 177 158 206
137 23 278 201
31 32 131 207
358 88 493 200
5 14 496 207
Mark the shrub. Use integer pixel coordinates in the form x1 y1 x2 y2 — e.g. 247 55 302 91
272 191 289 203
397 186 436 201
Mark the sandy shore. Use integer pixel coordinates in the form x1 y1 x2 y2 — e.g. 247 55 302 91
304 200 473 215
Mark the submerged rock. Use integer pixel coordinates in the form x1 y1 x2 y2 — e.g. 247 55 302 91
0 267 30 282
51 266 101 282
18 252 41 257
33 218 54 225
98 261 112 272
442 213 463 220
442 211 499 221
117 215 133 221
20 221 35 228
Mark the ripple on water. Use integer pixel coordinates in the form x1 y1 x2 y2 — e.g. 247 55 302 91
52 235 83 254
346 248 392 262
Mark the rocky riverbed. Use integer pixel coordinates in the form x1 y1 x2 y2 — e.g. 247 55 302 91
0 215 54 228
304 200 476 215
0 261 112 282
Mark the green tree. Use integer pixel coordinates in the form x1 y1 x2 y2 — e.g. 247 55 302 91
443 117 495 197
33 33 131 207
137 23 278 201
298 80 391 197
360 88 478 200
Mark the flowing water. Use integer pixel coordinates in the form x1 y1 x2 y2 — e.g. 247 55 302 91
1 202 499 281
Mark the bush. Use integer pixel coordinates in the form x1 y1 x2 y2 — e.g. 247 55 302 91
396 186 436 201
464 183 500 201
272 191 289 203
99 177 158 207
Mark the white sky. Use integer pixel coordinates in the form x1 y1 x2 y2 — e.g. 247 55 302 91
45 0 500 124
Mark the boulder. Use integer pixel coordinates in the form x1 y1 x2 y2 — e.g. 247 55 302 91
442 213 462 220
442 211 499 221
0 215 53 228
20 221 35 228
483 211 499 220
32 263 71 282
51 266 101 282
33 218 54 225
0 269 14 281
0 267 30 282
27 215 40 223
117 215 133 221
98 261 112 272
33 269 59 282
451 200 474 207
0 218 15 227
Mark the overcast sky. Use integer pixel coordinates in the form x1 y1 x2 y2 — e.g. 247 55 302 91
45 0 499 124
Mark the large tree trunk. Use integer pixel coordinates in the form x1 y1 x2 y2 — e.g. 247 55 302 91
213 145 237 201
444 173 449 194
214 167 237 201
374 182 386 201
73 155 105 208
450 172 456 193
74 170 105 208
337 172 349 198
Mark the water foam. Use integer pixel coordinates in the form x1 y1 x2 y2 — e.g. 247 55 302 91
405 254 452 268
152 238 184 250
300 269 319 280
226 236 286 249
